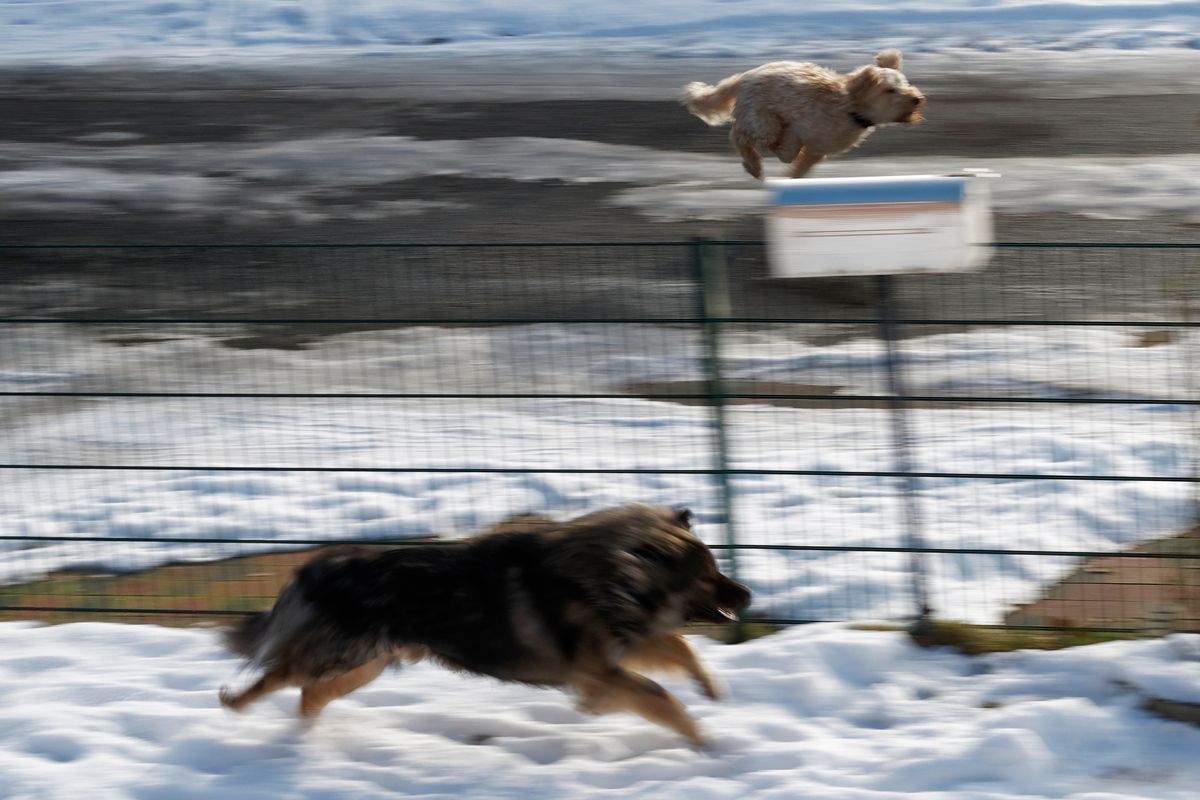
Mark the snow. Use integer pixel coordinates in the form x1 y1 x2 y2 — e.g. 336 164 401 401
1 621 1199 799
3 323 1197 625
0 0 1197 64
612 152 1200 223
4 137 1198 223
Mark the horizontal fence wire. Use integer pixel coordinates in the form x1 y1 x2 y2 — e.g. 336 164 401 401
1 241 1198 632
0 465 1194 482
0 533 1193 560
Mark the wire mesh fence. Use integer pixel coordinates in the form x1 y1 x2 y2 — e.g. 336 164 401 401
0 241 1197 631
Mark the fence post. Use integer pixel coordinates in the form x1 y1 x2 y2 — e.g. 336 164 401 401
694 240 744 637
875 274 934 630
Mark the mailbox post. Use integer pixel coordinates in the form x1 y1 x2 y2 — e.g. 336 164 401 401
765 172 998 627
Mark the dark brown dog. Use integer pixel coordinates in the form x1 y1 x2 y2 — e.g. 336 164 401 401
219 504 750 746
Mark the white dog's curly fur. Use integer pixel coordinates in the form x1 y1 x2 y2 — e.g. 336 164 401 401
683 50 926 179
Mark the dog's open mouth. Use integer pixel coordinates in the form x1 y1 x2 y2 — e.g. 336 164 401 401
691 579 751 623
691 604 742 624
716 605 740 621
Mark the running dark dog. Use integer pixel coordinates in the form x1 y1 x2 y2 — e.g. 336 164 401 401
219 504 750 746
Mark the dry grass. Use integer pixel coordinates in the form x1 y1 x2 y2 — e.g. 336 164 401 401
904 619 1140 655
0 546 343 626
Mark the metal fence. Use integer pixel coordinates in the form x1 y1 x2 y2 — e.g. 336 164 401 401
1 241 1198 632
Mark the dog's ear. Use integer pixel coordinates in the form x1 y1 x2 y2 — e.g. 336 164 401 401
674 508 693 529
874 49 903 70
847 65 880 98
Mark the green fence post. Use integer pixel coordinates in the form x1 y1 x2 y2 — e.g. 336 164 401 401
875 275 934 634
694 239 745 639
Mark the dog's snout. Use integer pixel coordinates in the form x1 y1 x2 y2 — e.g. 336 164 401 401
911 95 923 106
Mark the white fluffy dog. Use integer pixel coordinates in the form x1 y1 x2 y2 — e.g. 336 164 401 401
683 50 926 179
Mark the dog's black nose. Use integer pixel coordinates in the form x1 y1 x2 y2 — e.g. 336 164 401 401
911 96 922 106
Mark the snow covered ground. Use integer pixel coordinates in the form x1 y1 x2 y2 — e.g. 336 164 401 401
2 621 1200 799
1 0 1197 64
4 138 1198 225
3 322 1196 624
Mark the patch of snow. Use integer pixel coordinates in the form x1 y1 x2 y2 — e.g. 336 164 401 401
1 622 1198 799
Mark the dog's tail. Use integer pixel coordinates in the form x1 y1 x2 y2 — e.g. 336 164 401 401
221 582 310 666
223 610 273 661
681 73 742 125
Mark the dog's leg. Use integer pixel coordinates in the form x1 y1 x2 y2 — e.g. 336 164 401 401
620 634 721 700
571 667 707 748
298 654 393 719
773 126 804 164
729 123 763 180
788 147 825 178
219 665 295 713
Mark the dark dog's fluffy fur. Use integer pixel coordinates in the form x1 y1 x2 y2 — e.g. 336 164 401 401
219 504 750 746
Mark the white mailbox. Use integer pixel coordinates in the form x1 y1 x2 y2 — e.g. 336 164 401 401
765 173 996 278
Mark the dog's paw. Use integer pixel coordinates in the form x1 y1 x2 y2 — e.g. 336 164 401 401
218 686 244 711
694 671 727 701
573 696 602 716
